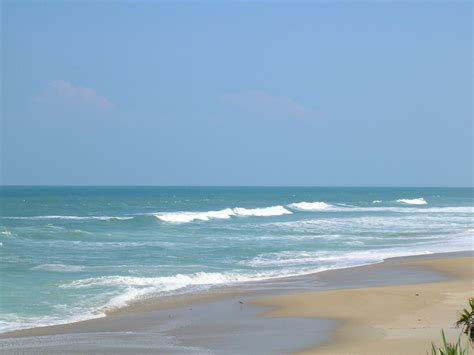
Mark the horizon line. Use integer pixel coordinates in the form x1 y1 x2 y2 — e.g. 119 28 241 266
0 184 472 189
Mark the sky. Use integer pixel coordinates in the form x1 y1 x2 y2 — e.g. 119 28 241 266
1 1 472 186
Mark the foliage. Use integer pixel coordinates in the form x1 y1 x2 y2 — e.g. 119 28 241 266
430 330 469 355
455 298 474 340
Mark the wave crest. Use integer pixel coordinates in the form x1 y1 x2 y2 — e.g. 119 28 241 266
155 208 235 223
232 205 292 217
61 271 265 309
155 205 291 223
288 201 332 211
397 198 427 205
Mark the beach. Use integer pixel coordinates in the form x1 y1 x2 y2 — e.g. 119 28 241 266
1 251 472 354
256 252 474 354
3 0 472 353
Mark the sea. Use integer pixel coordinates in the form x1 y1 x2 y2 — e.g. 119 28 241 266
0 186 472 332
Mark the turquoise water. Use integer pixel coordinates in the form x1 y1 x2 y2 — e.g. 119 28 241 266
0 187 472 331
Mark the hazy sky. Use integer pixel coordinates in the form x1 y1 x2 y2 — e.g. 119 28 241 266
1 1 472 186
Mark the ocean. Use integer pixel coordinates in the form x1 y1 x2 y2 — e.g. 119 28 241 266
0 186 472 332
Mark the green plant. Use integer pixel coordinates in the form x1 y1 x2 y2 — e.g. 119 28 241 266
430 330 469 355
455 298 474 341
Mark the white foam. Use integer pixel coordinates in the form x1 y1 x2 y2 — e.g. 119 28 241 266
372 200 382 204
61 228 474 314
65 272 254 290
288 201 332 211
61 271 265 310
244 237 473 268
155 206 291 223
155 208 235 223
0 231 13 237
0 310 106 333
397 198 427 205
233 205 292 217
288 205 472 214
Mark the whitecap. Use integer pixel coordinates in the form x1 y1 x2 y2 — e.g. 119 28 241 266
155 206 291 223
288 201 332 211
155 208 235 223
232 205 292 217
61 271 261 310
396 198 427 205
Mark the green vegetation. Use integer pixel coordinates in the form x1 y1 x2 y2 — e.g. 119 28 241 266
455 298 474 341
430 330 469 355
429 298 473 355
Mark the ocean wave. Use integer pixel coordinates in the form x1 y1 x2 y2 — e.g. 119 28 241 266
64 272 254 289
396 198 427 205
155 205 291 223
60 267 330 312
287 201 332 211
7 231 473 333
244 239 473 268
63 232 474 313
0 309 105 333
0 231 13 238
61 271 266 310
233 205 292 217
155 208 235 223
372 200 382 204
30 264 86 272
289 206 472 214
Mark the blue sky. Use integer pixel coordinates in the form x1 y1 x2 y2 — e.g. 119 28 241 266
1 1 472 186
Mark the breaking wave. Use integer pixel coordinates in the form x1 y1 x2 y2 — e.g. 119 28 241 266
397 198 427 205
233 205 292 217
155 205 291 223
287 201 332 211
154 208 235 223
61 271 285 310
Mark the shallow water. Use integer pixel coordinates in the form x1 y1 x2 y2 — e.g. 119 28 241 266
0 186 472 331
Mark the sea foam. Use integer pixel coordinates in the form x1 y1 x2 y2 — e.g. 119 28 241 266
232 205 292 217
155 205 291 223
288 201 332 211
155 208 235 223
396 198 427 205
62 271 266 310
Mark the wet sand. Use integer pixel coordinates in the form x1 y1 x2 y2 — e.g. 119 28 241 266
255 254 474 355
0 251 472 354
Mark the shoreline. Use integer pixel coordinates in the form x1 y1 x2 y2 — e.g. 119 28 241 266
0 250 463 336
1 250 473 353
254 252 474 354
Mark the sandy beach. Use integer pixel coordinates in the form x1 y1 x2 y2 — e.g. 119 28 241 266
0 251 472 354
255 254 474 354
3 1 472 353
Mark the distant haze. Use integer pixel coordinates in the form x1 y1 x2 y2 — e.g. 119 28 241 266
1 1 472 186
